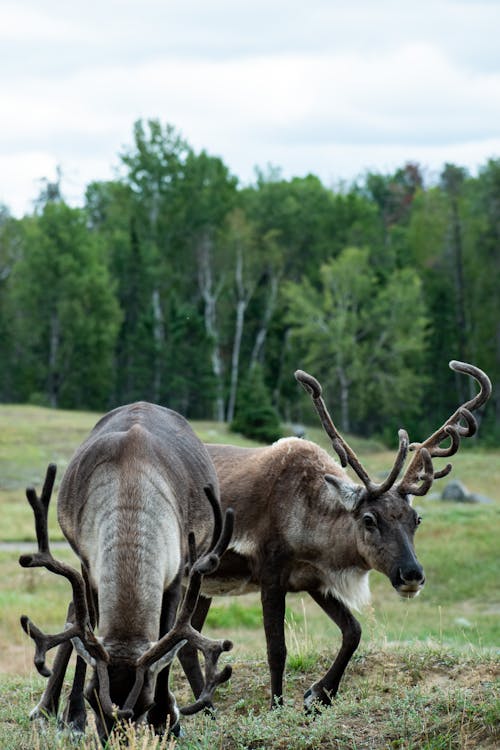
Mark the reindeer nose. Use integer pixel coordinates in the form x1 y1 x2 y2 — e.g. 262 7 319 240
400 566 425 586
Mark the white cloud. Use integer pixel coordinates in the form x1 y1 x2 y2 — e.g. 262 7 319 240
1 1 499 216
0 152 59 216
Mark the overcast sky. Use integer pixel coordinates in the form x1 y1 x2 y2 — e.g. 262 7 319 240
1 0 499 217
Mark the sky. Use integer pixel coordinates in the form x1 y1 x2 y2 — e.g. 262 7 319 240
1 0 499 217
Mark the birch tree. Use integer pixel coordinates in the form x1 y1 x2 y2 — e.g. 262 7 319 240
284 247 428 434
181 150 238 420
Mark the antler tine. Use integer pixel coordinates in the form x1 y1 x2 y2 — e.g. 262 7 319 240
20 465 109 692
398 361 492 496
178 532 235 715
405 448 434 497
373 429 409 496
20 616 82 678
204 483 223 555
132 506 234 715
449 360 492 411
294 370 372 488
180 659 232 716
31 462 56 553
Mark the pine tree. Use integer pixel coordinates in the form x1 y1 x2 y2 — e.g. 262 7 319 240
230 364 282 443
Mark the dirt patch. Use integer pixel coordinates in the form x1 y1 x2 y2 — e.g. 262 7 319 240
0 643 45 676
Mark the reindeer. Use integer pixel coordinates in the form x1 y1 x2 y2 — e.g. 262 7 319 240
178 361 491 710
20 402 233 742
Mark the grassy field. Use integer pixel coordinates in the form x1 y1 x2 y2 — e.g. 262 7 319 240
0 404 499 748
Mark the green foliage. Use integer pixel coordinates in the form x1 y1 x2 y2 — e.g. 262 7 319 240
3 202 121 409
230 364 282 443
284 246 428 436
0 122 498 445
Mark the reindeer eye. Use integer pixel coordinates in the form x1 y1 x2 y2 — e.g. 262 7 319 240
362 512 377 530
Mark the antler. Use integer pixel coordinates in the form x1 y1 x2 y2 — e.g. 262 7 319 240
397 360 492 496
295 370 410 497
296 360 491 500
122 485 235 717
18 464 130 720
21 467 234 720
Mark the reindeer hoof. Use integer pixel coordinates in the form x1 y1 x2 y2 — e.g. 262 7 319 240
57 709 87 738
303 688 318 714
56 722 86 743
170 720 184 738
29 703 53 723
303 686 332 714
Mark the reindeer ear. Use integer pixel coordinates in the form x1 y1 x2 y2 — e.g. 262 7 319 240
324 474 363 512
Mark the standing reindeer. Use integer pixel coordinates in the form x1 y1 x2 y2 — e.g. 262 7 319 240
20 402 233 741
178 360 491 710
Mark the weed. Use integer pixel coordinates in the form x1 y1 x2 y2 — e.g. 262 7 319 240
285 599 317 673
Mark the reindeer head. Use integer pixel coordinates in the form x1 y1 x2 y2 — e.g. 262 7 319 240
83 655 156 738
66 632 182 739
296 360 491 598
20 469 233 742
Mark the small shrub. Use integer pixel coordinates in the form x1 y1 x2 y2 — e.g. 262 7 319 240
230 365 282 443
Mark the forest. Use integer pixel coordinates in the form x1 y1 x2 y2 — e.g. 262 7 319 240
0 119 498 445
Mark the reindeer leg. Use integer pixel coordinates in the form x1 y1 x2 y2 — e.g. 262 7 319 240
304 590 361 711
59 568 98 734
261 580 287 708
30 598 79 722
60 656 87 735
148 576 183 735
30 639 73 721
31 600 90 734
178 594 212 699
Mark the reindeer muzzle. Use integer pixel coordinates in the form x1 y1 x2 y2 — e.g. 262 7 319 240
393 565 426 598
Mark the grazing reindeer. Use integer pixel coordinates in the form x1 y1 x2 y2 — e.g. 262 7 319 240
20 402 233 742
179 361 491 710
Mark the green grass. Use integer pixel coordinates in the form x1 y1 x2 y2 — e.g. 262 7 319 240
0 405 258 541
1 404 499 748
1 644 498 749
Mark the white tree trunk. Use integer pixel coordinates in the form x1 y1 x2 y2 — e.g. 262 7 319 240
226 298 246 423
250 273 279 368
197 232 225 422
337 365 351 434
152 288 164 403
48 311 60 408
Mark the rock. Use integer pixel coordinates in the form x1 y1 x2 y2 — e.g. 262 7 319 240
468 492 493 505
441 479 494 504
291 423 306 439
441 479 470 501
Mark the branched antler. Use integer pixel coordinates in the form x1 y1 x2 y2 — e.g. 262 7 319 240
295 370 409 497
296 360 491 499
397 360 492 496
122 486 234 716
18 465 130 719
21 467 234 721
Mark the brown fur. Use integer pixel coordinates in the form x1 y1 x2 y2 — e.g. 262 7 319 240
180 436 424 710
